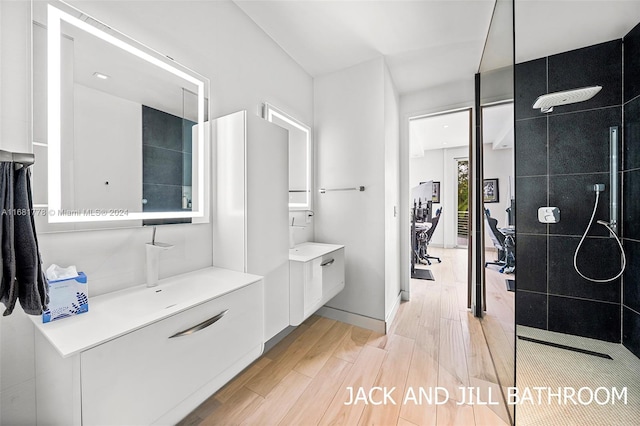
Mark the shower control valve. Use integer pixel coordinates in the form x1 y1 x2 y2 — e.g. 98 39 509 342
538 207 560 224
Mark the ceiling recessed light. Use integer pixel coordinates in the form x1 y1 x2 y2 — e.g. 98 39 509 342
93 72 110 80
442 142 448 145
443 125 449 128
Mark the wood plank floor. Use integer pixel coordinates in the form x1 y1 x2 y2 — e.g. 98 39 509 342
483 250 516 422
179 248 511 426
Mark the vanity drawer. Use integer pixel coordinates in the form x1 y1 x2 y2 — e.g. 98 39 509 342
320 248 345 297
290 247 345 325
80 281 263 426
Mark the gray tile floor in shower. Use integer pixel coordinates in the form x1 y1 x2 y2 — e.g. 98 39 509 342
516 326 640 426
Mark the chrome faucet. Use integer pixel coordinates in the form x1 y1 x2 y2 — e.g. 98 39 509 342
146 227 173 287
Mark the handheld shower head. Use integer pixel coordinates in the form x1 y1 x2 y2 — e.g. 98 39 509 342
574 190 626 282
533 86 602 113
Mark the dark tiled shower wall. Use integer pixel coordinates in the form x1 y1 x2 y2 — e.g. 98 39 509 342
623 22 640 358
515 40 623 342
142 105 193 212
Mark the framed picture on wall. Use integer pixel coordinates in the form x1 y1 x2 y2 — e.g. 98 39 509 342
432 181 441 204
483 178 499 203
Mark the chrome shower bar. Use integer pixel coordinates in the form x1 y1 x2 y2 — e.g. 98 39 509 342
610 126 618 234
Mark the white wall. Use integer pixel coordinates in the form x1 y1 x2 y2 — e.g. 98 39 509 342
73 84 142 211
0 1 313 424
482 146 514 246
399 78 475 297
314 57 386 321
410 146 469 248
410 152 445 247
383 63 400 319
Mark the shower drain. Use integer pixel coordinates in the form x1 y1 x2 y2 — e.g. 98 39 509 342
517 335 613 359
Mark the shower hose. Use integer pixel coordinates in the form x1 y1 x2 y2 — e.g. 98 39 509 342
573 189 626 283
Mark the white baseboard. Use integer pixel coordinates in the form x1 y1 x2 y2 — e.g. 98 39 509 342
316 306 386 334
401 290 410 301
385 293 402 333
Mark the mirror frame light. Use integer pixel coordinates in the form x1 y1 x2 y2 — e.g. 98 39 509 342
263 103 311 210
47 3 208 223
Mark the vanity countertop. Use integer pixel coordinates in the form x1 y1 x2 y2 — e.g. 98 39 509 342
29 267 263 358
289 242 345 263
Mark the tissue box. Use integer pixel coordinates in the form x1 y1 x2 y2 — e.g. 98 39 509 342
42 272 88 323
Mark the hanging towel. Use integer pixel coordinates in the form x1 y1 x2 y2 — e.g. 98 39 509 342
0 163 16 315
0 164 48 316
13 167 48 315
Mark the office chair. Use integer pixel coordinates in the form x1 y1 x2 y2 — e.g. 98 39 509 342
484 210 507 270
417 208 442 265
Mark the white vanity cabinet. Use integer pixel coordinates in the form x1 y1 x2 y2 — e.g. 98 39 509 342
31 267 264 426
289 243 345 325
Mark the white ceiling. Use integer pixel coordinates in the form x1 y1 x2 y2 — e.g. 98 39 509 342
234 0 496 94
233 1 640 159
515 0 640 63
234 1 640 95
409 109 471 157
409 102 513 157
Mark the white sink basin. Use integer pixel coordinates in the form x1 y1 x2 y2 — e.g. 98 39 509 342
289 242 344 262
114 272 211 317
30 267 263 358
121 284 189 315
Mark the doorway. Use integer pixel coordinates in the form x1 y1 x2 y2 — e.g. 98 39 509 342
403 107 513 424
407 108 471 299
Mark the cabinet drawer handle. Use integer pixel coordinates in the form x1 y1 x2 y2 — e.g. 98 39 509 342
169 309 229 339
321 258 335 267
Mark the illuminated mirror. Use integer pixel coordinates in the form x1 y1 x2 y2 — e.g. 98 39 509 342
32 1 210 226
263 103 311 210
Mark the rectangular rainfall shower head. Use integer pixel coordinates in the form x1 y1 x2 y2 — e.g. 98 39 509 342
533 86 602 113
